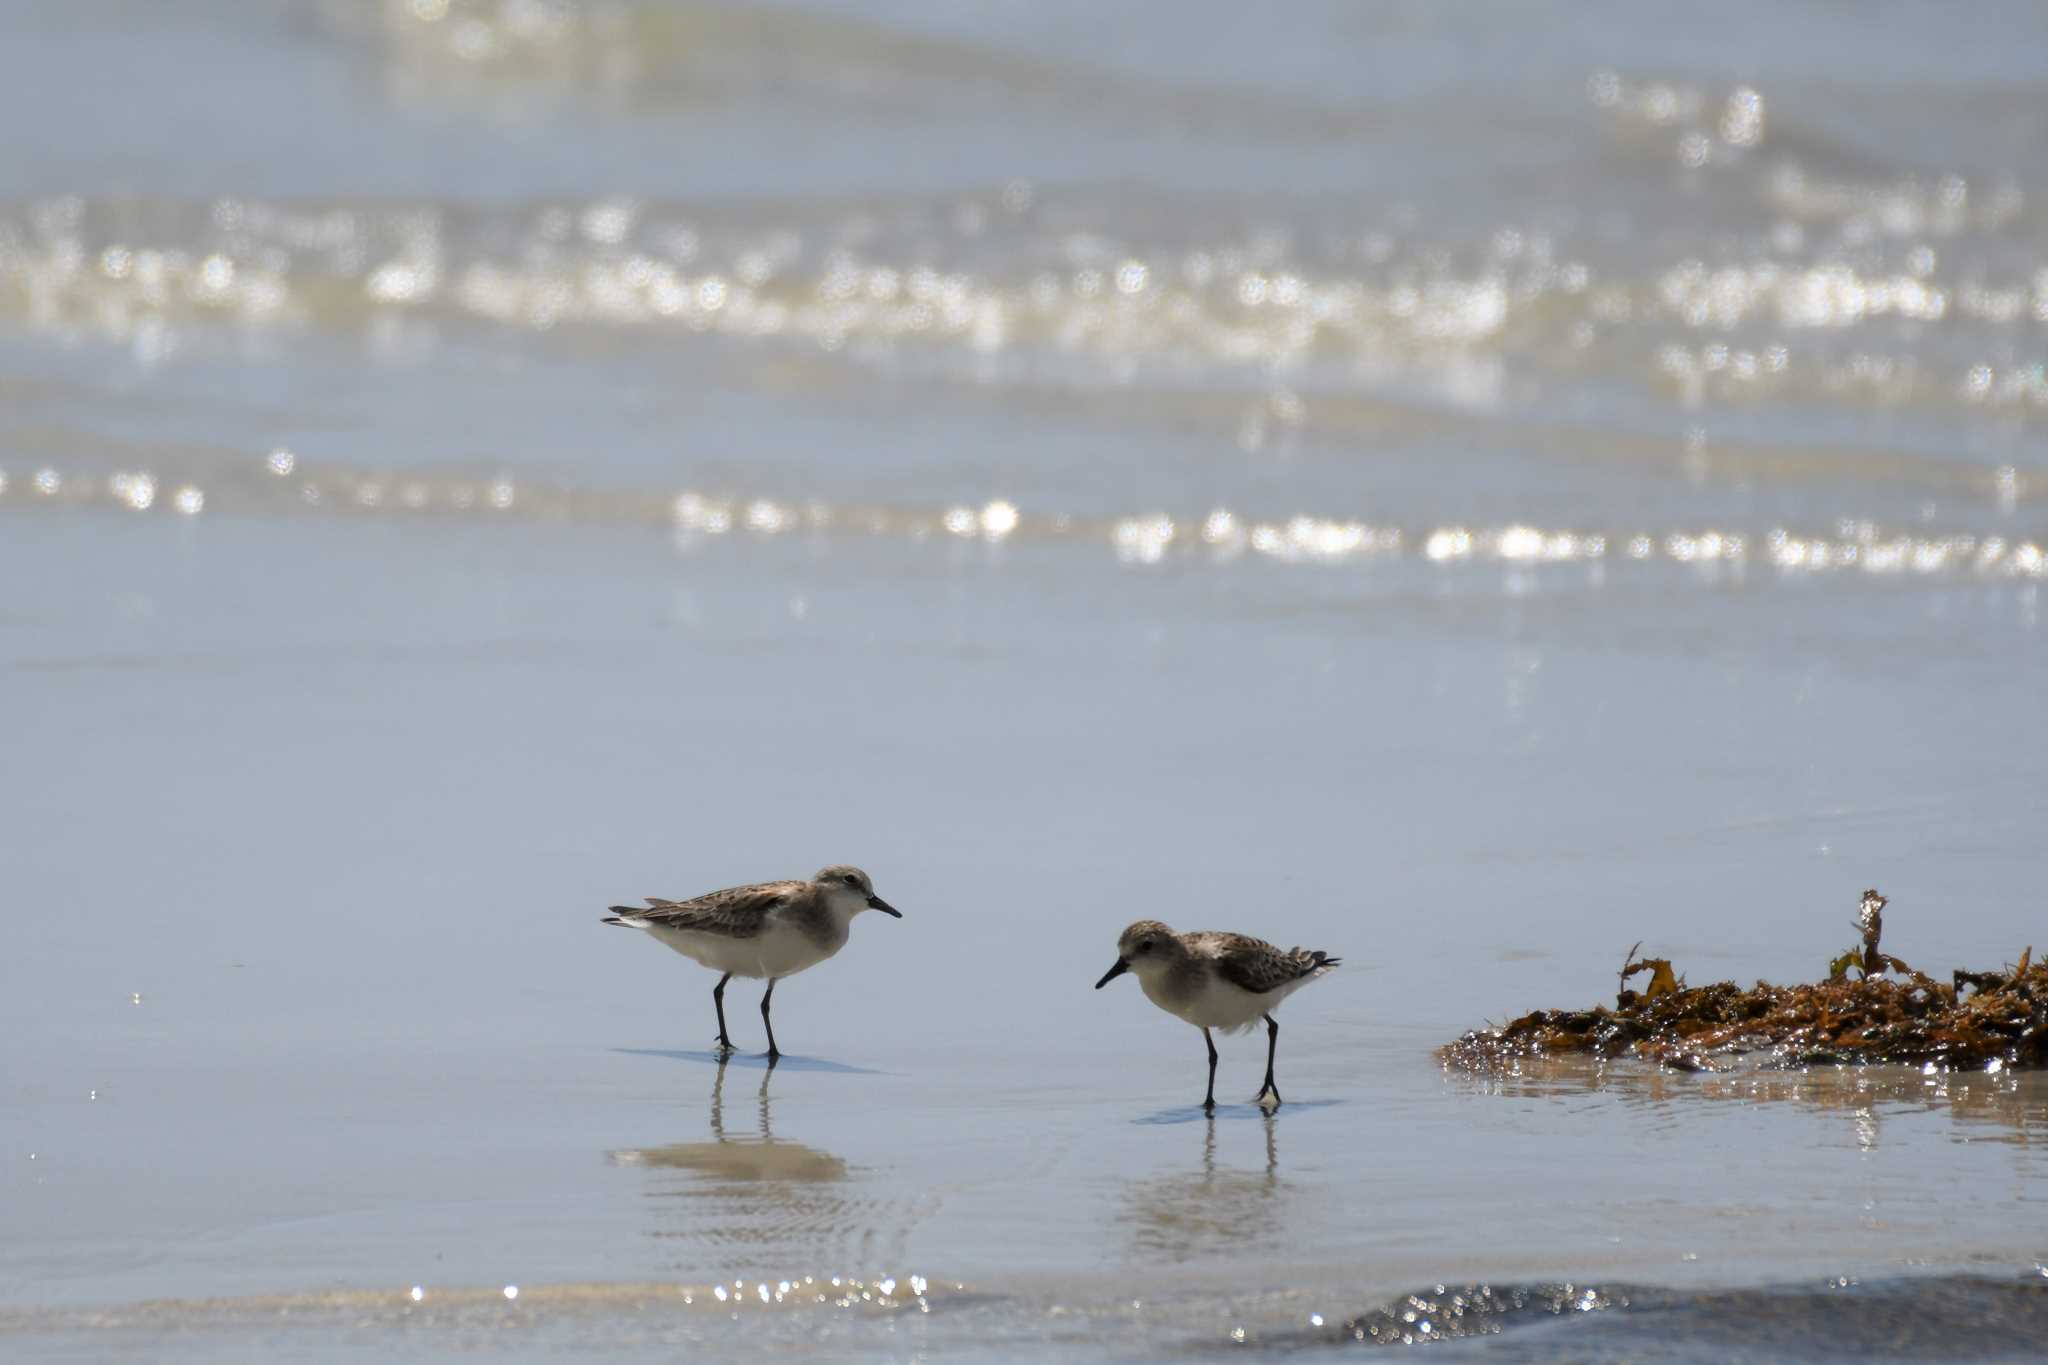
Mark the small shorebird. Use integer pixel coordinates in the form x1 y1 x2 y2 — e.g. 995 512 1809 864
1095 919 1338 1109
603 865 901 1060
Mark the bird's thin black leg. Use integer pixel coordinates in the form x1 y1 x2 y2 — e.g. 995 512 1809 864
760 978 781 1061
711 973 734 1054
1202 1028 1219 1111
1257 1014 1282 1106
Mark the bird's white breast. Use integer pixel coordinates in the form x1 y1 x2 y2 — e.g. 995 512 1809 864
647 919 840 979
1140 967 1316 1034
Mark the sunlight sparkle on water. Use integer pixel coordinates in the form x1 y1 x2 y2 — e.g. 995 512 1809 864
109 472 156 511
1113 514 1175 564
15 454 2047 589
980 500 1019 539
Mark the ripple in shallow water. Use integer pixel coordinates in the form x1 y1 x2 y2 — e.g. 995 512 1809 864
6 454 2043 588
1254 1275 2048 1359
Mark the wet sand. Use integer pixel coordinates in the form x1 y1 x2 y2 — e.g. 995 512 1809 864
5 517 2045 1359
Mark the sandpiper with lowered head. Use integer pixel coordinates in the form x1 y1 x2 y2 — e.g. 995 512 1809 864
1095 920 1338 1109
603 865 901 1061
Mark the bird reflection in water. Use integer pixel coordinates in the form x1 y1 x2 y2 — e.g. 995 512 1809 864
1123 1113 1292 1263
608 1058 868 1270
611 1060 933 1269
611 1057 847 1184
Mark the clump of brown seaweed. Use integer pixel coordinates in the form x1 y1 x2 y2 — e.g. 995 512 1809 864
1443 889 2045 1073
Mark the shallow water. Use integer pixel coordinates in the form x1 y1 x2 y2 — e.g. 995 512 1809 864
4 2 2048 1359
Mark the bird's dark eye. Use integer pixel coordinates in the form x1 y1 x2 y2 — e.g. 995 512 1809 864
1138 938 1154 952
844 873 861 885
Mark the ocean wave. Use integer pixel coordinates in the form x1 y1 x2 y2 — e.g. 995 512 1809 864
2 146 2041 426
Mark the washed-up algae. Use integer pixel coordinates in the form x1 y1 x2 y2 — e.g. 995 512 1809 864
1443 890 2046 1072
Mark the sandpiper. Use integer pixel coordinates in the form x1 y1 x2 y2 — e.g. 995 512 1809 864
603 865 901 1060
1095 919 1338 1109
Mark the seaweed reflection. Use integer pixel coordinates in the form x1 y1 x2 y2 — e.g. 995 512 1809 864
1453 1058 2048 1149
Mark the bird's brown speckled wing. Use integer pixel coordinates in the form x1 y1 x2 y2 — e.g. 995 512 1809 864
623 881 806 938
1198 932 1339 994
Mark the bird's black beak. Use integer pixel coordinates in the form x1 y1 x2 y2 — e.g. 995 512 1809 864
1094 958 1130 989
866 895 902 918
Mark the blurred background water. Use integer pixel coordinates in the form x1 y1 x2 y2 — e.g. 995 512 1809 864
3 2 2046 1359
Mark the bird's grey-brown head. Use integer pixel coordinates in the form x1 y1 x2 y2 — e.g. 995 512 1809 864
1095 918 1179 988
814 865 902 918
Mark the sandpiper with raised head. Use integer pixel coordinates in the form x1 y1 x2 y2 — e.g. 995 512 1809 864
603 865 901 1060
1095 920 1338 1109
